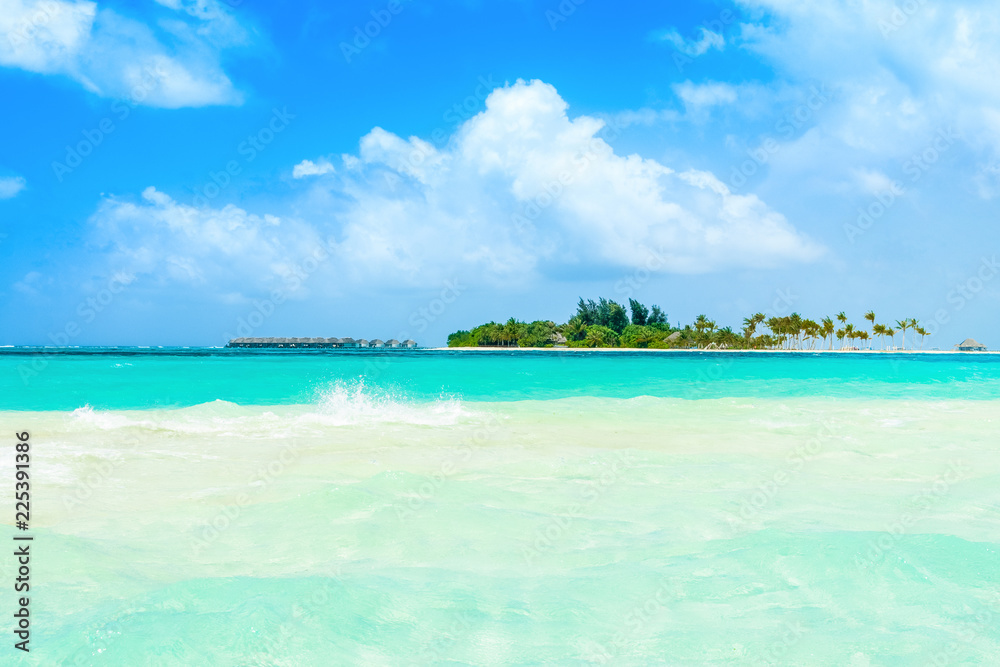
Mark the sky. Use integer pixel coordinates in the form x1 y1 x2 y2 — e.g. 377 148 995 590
1 0 998 347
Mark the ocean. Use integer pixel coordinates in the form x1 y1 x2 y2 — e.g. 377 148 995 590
1 349 998 665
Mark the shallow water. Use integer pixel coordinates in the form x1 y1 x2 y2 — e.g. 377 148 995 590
1 350 998 665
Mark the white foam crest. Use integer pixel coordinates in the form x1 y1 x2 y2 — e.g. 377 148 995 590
64 386 473 435
69 405 135 430
307 379 471 426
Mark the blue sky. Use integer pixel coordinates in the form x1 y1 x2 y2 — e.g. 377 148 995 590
1 0 998 347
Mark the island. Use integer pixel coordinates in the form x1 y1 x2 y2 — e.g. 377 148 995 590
446 297 961 351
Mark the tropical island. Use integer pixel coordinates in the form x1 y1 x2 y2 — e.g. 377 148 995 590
446 297 954 350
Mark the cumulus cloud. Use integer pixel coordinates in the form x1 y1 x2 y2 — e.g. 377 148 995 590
330 80 821 278
292 159 335 179
0 0 246 107
0 176 27 199
90 80 822 296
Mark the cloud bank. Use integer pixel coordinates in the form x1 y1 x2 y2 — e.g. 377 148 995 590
89 80 823 299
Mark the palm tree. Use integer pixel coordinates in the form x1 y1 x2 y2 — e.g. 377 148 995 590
565 317 587 342
821 317 835 350
907 318 919 351
885 327 896 350
895 319 909 350
915 325 928 350
837 311 847 325
836 328 845 349
873 324 886 350
864 311 875 329
844 323 856 349
859 330 870 349
789 313 803 349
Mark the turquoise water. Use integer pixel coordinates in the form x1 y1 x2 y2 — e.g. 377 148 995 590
5 349 1000 408
2 350 999 665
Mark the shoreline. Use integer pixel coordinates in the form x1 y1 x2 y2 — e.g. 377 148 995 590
426 347 992 354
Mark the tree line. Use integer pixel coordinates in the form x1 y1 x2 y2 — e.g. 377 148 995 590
446 298 930 350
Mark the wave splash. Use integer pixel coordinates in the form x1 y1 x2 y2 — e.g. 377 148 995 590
64 381 472 434
309 379 470 427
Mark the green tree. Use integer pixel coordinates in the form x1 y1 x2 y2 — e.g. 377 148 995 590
620 324 655 348
564 316 588 341
648 305 668 326
628 299 649 326
821 316 835 350
585 325 619 347
607 302 630 333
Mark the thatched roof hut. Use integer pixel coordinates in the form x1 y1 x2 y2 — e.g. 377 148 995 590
955 338 987 351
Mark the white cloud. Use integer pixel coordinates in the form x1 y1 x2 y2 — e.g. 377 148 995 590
853 168 897 196
0 0 246 107
91 80 820 296
0 176 27 199
292 159 335 179
661 27 725 57
13 271 44 296
732 0 1000 196
674 81 739 109
90 186 330 298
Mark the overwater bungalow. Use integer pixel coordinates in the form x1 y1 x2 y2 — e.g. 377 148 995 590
226 336 416 349
955 338 987 351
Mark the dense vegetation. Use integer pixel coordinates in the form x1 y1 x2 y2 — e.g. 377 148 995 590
447 298 930 350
